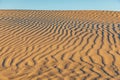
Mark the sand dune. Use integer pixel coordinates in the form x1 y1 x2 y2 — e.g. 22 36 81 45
0 10 120 80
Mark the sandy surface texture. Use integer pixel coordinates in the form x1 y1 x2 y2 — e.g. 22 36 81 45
0 10 120 80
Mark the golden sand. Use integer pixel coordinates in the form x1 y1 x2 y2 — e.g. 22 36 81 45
0 10 120 80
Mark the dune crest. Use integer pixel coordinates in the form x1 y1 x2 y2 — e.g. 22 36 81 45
0 10 120 80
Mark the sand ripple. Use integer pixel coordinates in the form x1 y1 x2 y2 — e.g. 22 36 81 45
0 10 120 80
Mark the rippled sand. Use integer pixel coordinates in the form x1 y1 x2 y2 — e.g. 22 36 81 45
0 10 120 80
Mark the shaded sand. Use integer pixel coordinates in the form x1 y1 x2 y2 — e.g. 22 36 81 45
0 10 120 80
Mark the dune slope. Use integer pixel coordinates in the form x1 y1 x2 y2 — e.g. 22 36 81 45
0 10 120 80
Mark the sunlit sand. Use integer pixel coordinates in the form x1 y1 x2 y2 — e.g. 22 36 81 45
0 10 120 80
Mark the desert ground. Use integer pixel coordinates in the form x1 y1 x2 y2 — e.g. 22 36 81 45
0 10 120 80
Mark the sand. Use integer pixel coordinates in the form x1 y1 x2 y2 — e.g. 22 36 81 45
0 10 120 80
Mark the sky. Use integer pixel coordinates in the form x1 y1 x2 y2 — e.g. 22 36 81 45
0 0 120 11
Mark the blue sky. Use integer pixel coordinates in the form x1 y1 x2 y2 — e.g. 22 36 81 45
0 0 120 11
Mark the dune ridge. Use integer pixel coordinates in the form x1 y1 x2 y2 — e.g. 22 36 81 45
0 10 120 80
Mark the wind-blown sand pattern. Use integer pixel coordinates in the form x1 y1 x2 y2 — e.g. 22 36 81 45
0 10 120 80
